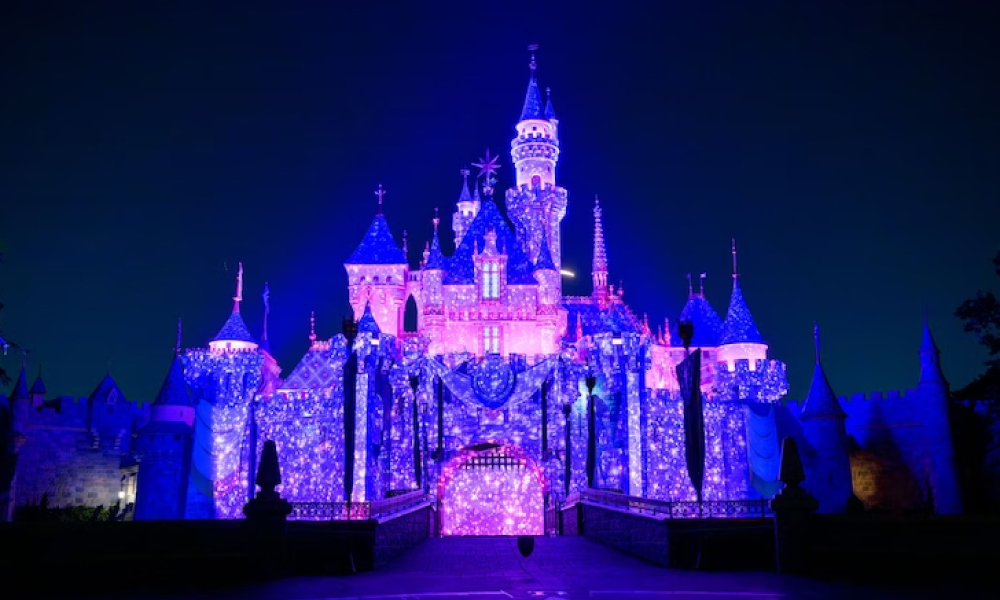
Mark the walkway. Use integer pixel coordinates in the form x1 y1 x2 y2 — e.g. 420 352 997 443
163 536 987 600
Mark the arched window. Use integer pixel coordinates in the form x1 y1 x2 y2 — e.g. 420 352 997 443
404 295 419 332
481 263 499 300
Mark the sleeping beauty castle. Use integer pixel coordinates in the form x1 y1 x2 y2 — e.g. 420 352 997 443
1 50 963 532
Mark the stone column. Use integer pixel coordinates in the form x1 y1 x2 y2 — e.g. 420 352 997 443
243 440 292 580
770 436 818 575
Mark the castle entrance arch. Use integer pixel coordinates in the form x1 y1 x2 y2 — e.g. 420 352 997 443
437 442 546 536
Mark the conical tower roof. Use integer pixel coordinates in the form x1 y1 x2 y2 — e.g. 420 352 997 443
544 87 557 120
152 357 193 407
357 302 381 335
88 372 126 405
345 213 408 265
520 75 545 122
720 278 765 345
29 366 46 395
214 311 256 344
800 323 847 420
10 359 29 400
674 291 724 348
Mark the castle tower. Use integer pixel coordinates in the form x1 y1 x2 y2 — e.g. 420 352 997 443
591 196 610 308
718 240 769 368
344 185 409 337
134 348 195 521
914 314 962 513
799 323 852 513
28 367 46 408
676 274 724 348
505 46 568 280
451 169 479 248
422 210 447 340
208 262 258 352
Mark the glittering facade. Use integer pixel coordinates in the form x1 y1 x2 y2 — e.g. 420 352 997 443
115 50 962 532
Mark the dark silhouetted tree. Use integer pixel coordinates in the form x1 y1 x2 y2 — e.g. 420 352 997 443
955 250 1000 401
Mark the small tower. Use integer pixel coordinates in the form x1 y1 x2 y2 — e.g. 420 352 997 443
510 45 560 189
914 313 962 514
592 196 610 308
452 169 479 248
344 184 409 337
209 262 258 352
718 240 768 369
28 367 46 408
799 323 852 513
533 227 560 354
134 348 195 521
422 209 447 337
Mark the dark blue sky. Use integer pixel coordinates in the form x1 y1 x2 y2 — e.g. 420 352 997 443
2 1 998 401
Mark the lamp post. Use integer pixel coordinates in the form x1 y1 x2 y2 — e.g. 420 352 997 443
584 370 597 489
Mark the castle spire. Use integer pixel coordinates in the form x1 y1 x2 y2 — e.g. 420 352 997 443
232 262 244 314
592 196 609 306
375 183 385 216
719 241 765 346
425 208 447 271
519 44 545 122
919 311 946 386
800 322 847 420
11 356 29 401
260 283 271 354
175 317 183 358
687 273 693 298
458 169 473 204
345 184 407 265
545 86 557 120
29 364 46 398
309 311 317 344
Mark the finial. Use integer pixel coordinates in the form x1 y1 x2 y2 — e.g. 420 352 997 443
528 43 538 73
460 168 470 182
432 207 440 231
732 238 739 279
547 86 552 99
699 272 707 296
309 311 317 343
262 282 271 342
232 262 244 313
473 150 500 197
175 317 182 357
687 273 693 297
402 229 409 255
375 184 386 215
814 321 821 365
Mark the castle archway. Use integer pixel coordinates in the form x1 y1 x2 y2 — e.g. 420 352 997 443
437 442 546 536
403 294 419 333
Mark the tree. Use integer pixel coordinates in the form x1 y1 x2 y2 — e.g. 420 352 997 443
954 250 1000 401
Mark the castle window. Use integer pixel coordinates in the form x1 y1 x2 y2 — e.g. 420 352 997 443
374 276 380 284
481 262 500 300
483 326 500 354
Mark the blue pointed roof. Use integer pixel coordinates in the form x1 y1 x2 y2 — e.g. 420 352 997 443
345 214 407 265
10 363 29 400
603 303 642 335
357 303 381 335
519 76 545 122
458 177 473 204
153 357 193 407
674 295 724 347
534 230 556 272
214 311 256 344
800 362 846 420
544 89 557 120
443 200 536 285
425 229 447 270
921 315 939 355
720 278 765 345
29 368 46 395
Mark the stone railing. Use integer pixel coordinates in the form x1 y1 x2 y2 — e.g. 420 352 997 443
577 488 771 519
371 490 428 520
288 501 371 521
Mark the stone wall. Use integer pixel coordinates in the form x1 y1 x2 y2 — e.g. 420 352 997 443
14 429 125 509
579 503 670 566
373 504 431 568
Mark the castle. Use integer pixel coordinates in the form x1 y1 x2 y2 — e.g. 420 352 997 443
0 51 963 530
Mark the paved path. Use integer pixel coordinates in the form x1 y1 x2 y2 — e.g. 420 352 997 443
158 537 987 600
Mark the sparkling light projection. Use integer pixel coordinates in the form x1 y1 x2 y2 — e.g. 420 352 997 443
438 444 546 536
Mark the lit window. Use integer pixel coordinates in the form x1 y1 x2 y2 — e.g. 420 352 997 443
481 262 499 300
483 326 500 354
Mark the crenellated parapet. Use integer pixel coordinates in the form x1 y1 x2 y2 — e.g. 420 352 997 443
713 358 788 403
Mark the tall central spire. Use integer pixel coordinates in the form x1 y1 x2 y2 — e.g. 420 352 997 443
232 262 244 314
592 196 610 307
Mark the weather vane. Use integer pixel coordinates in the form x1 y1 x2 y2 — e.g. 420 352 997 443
473 149 501 197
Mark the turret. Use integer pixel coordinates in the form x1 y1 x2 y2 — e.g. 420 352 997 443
675 274 724 348
422 209 447 332
718 240 768 368
344 184 409 337
28 367 46 408
452 169 479 247
209 262 258 352
799 323 852 513
510 46 560 189
134 345 195 521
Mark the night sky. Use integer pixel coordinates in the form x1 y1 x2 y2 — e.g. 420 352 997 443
2 1 998 402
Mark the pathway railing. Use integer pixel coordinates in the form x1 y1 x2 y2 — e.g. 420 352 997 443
288 490 429 521
575 488 772 519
